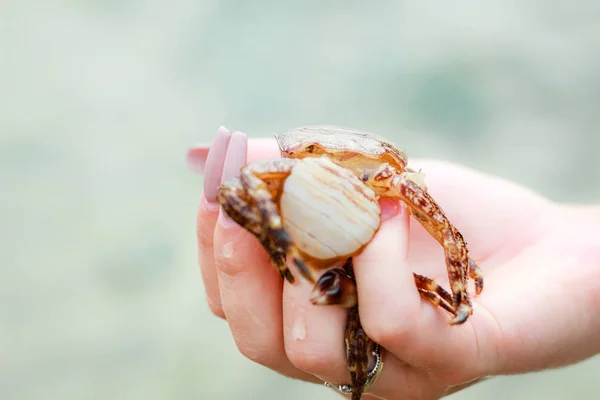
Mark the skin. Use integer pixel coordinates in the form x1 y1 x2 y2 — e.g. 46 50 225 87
188 127 600 399
216 132 481 399
217 148 480 323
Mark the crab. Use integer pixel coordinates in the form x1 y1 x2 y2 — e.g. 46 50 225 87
217 125 483 399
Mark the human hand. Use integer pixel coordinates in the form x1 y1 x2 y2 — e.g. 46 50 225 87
188 127 600 399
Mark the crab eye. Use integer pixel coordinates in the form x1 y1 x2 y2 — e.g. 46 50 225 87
305 144 315 153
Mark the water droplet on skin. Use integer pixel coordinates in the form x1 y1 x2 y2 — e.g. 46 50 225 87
292 315 307 341
222 241 234 259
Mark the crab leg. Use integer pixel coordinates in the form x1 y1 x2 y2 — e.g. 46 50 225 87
218 158 317 284
218 178 294 283
312 269 458 316
391 172 474 324
342 259 373 400
413 273 455 315
366 164 478 324
469 258 484 295
346 304 370 400
236 158 318 283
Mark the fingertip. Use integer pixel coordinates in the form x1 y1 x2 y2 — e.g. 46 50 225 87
186 145 211 174
196 196 221 248
356 207 410 267
187 125 230 174
217 208 240 229
379 198 401 221
246 137 282 162
206 294 226 319
187 131 280 179
354 209 420 346
221 132 248 182
203 127 233 202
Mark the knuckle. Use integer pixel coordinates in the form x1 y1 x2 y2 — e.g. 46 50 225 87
361 308 416 349
286 345 338 377
236 339 278 369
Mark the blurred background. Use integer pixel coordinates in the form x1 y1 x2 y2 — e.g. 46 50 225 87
2 1 599 399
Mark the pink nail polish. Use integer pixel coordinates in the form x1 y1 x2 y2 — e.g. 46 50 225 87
203 127 232 203
215 133 248 228
186 145 211 174
221 132 248 182
203 197 221 213
379 198 401 221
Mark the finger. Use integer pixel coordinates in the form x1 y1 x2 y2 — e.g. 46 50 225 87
215 223 316 380
193 133 280 318
353 207 422 360
354 208 483 378
366 354 443 399
283 276 441 398
196 126 232 318
283 277 349 384
187 137 280 174
214 136 315 381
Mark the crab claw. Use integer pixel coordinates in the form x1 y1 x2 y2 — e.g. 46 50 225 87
310 268 357 308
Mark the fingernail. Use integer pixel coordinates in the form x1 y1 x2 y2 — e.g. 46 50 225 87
186 144 211 174
203 127 232 203
215 133 248 229
220 131 248 182
203 196 221 213
379 198 402 221
217 209 239 229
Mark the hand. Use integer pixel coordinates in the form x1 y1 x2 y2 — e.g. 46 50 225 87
188 127 600 399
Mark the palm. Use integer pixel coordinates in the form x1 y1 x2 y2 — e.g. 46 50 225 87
390 159 590 385
194 134 599 399
241 142 560 379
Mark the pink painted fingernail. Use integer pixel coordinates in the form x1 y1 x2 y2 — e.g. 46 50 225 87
186 145 211 174
379 198 402 221
203 196 221 213
203 127 232 203
216 132 248 228
220 131 248 183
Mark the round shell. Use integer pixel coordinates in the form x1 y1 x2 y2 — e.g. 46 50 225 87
275 125 407 169
280 156 381 261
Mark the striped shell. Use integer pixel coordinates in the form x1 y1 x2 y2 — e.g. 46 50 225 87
280 156 381 260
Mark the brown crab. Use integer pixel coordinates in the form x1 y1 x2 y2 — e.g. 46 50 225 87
217 126 483 399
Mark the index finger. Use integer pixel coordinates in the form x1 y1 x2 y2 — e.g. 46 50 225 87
190 134 280 318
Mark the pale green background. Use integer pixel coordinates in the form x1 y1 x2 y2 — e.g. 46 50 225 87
2 1 600 399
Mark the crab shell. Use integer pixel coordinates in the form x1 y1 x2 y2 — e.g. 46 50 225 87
275 125 408 173
273 126 412 267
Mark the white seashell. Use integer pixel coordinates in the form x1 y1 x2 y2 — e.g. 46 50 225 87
280 157 381 260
